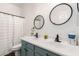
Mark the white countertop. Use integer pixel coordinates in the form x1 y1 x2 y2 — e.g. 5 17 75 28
21 36 79 56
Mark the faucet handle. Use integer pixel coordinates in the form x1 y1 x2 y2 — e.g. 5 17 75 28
34 33 38 38
55 34 61 42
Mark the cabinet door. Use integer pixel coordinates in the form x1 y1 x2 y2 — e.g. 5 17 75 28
21 40 34 56
35 46 60 56
22 40 34 50
21 47 34 56
24 48 34 56
35 46 48 56
21 47 26 56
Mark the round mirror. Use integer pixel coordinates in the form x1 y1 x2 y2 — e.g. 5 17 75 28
34 15 45 29
49 3 73 25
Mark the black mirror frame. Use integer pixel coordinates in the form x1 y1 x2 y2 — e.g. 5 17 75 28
33 15 45 30
77 3 79 12
49 3 73 25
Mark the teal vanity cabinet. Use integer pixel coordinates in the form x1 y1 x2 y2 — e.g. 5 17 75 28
35 46 60 56
21 40 60 56
35 46 48 56
21 40 34 56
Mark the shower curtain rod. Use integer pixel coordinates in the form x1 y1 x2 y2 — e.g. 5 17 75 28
0 11 25 18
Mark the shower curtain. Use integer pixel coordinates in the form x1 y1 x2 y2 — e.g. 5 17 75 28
13 16 24 46
0 13 24 55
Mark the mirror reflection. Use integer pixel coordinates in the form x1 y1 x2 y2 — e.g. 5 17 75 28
49 3 73 25
34 15 44 29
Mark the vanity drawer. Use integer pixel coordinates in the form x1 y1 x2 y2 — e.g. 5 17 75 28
24 48 34 56
22 40 34 50
35 46 48 56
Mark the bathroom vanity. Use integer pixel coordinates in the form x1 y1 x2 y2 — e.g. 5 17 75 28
21 36 79 56
21 40 60 56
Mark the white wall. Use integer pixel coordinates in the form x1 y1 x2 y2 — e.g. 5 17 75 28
0 3 22 16
21 3 36 36
22 3 78 41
